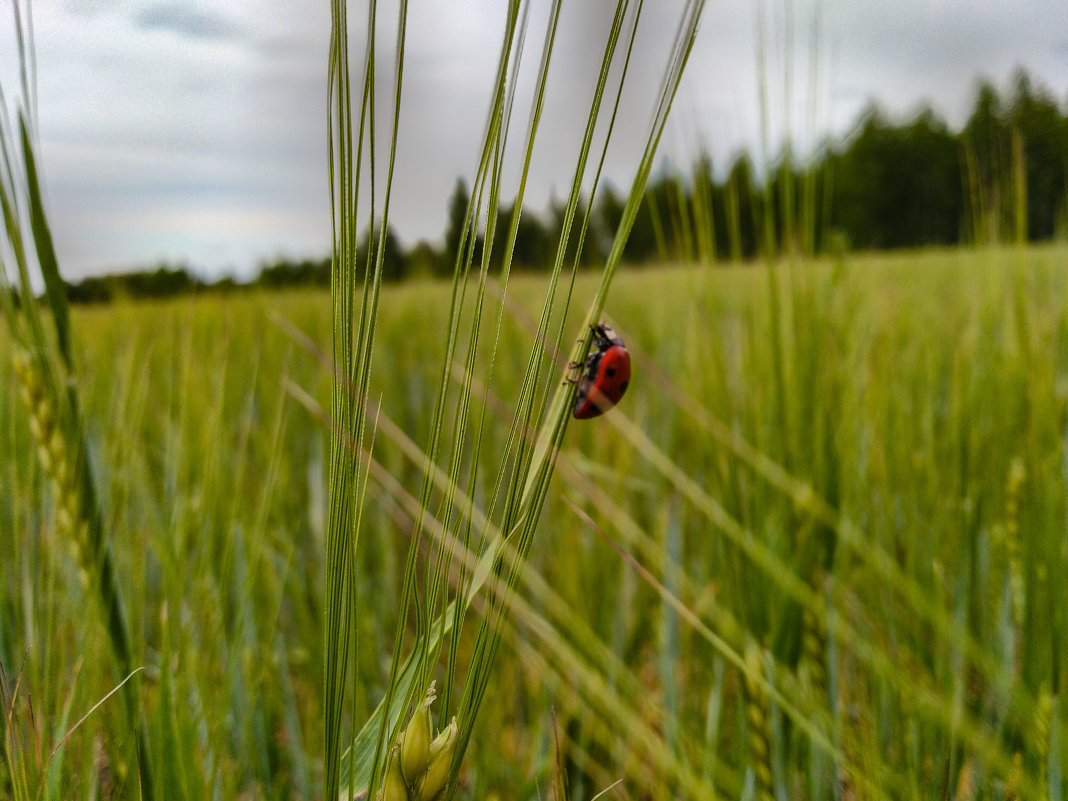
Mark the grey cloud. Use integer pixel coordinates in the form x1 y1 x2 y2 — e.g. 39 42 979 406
133 4 243 42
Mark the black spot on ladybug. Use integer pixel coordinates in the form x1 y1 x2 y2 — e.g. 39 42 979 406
620 380 628 393
606 367 616 377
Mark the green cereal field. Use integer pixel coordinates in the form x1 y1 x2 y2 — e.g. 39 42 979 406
4 246 1067 798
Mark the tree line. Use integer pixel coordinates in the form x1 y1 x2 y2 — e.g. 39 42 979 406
63 68 1066 303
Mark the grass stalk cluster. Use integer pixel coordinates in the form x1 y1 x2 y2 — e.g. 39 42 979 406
322 1 706 799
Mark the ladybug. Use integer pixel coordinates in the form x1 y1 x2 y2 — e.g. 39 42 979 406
570 322 631 419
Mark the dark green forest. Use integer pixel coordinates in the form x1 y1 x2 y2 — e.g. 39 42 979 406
66 70 1067 303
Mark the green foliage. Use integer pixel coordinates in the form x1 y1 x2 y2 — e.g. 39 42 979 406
830 107 964 249
963 72 1068 245
442 178 473 278
259 258 332 289
66 264 205 304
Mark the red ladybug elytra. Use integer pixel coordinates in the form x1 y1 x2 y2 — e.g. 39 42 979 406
570 322 631 419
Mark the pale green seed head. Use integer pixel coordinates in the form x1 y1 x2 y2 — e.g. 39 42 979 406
380 747 410 801
418 716 458 801
34 396 54 430
56 505 74 537
12 349 31 384
37 444 53 473
399 682 437 787
47 428 66 469
29 413 47 444
19 383 36 410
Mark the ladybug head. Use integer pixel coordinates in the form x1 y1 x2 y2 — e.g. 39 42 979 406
592 322 624 351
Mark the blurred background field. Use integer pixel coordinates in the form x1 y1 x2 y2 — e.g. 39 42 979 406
4 243 1066 798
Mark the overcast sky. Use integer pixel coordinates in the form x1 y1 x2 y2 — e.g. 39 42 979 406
1 1 1065 281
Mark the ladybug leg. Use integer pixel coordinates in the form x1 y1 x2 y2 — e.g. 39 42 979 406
564 324 599 383
564 360 582 385
572 325 596 347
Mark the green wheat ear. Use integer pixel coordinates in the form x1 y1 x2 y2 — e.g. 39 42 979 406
743 642 775 801
1004 457 1026 632
1 10 156 792
12 347 89 584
